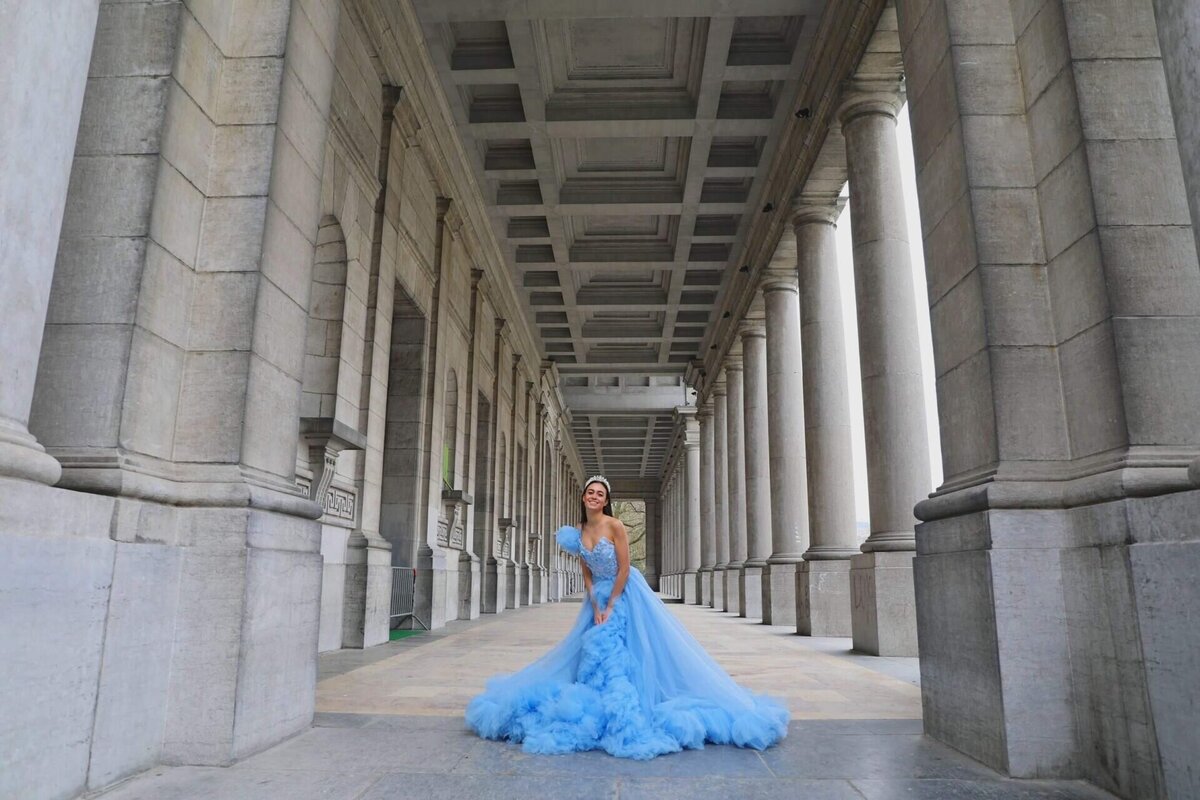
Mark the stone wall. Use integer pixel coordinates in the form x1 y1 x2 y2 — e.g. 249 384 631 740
0 3 584 799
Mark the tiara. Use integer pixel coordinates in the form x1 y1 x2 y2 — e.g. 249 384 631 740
582 474 611 493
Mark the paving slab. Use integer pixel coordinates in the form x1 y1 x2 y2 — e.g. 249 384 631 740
94 601 1115 800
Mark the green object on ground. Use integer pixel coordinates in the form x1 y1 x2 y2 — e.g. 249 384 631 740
390 629 425 641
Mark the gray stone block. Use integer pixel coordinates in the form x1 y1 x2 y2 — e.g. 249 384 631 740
1027 70 1083 184
88 542 182 790
797 559 852 637
762 562 798 626
739 565 763 619
0 529 114 800
1129 539 1200 800
851 551 918 657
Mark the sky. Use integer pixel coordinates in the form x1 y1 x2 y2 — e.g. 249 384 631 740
832 106 944 526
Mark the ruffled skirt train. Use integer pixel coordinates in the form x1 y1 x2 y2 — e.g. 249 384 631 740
465 569 789 759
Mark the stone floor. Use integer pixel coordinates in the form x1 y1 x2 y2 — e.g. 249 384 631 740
94 600 1115 800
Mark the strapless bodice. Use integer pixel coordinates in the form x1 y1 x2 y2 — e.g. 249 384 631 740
581 536 618 580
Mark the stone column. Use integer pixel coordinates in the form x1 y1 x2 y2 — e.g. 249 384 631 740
711 376 731 610
739 299 771 620
642 495 659 591
724 344 748 615
0 3 101 486
661 481 671 595
762 233 810 626
682 408 701 603
698 402 717 606
794 198 859 637
841 89 930 656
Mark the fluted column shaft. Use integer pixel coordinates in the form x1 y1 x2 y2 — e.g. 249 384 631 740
0 3 101 485
698 404 717 570
740 306 773 567
698 403 717 606
842 95 930 551
681 406 701 606
712 378 731 610
761 231 810 626
764 259 810 562
796 202 860 559
725 346 748 569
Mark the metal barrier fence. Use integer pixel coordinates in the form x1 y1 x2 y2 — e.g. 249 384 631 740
389 567 428 630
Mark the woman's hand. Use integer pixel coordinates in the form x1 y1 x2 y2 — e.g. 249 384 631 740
593 606 612 625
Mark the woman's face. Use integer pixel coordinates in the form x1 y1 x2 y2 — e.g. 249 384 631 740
582 482 608 513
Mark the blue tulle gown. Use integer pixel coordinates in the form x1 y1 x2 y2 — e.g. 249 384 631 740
465 525 789 759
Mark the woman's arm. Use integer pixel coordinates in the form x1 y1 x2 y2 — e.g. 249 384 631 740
581 559 602 625
601 521 631 623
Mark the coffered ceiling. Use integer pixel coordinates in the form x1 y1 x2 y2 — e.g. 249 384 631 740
413 0 828 480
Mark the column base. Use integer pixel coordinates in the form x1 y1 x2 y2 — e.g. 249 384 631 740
797 559 852 636
415 548 459 630
739 564 764 619
504 563 519 609
683 570 700 604
483 560 506 614
520 564 533 605
724 565 742 614
699 568 713 606
341 534 394 647
457 552 481 621
713 566 729 610
851 551 916 656
531 567 546 604
642 570 659 592
762 561 799 625
0 423 62 486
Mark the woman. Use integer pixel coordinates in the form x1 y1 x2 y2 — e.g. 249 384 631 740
465 476 789 759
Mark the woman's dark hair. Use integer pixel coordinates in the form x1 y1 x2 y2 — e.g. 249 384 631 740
579 480 614 522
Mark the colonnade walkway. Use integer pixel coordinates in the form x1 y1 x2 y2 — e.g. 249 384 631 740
96 603 1113 800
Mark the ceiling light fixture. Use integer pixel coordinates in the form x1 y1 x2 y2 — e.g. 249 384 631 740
795 107 811 119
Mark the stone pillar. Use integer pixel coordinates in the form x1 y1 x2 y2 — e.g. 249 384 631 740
761 233 810 626
841 89 929 656
794 198 858 637
681 407 701 603
739 298 771 620
642 495 659 591
698 402 717 606
660 481 671 595
0 3 101 486
724 344 748 616
711 376 731 610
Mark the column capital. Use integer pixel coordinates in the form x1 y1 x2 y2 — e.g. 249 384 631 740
724 338 744 371
791 194 845 227
711 374 727 397
738 294 767 339
761 226 798 293
676 406 700 449
697 400 714 420
837 79 904 127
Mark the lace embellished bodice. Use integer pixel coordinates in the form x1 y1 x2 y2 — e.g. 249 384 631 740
581 536 618 580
